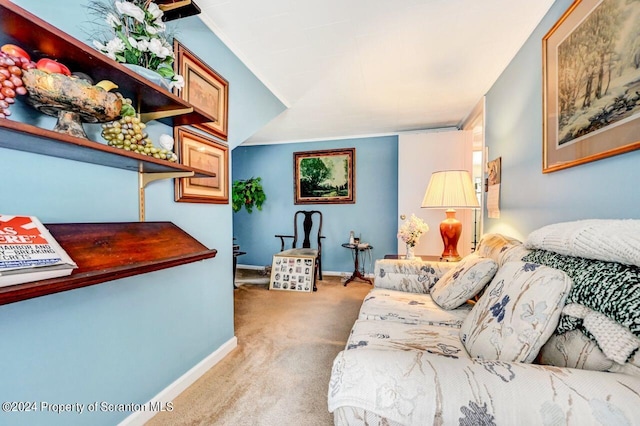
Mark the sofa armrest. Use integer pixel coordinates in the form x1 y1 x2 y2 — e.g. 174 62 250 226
373 258 455 294
328 349 640 425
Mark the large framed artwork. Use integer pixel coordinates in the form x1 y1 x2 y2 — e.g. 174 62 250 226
293 148 355 205
174 126 229 204
174 39 229 141
542 0 640 173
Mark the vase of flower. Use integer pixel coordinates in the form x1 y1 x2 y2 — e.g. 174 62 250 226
398 214 429 259
406 244 415 260
88 0 184 91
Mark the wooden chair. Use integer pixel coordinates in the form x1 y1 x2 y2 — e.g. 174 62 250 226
275 210 324 285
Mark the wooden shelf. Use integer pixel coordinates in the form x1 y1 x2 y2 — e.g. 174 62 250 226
0 222 217 306
0 119 215 176
156 0 202 21
0 0 216 126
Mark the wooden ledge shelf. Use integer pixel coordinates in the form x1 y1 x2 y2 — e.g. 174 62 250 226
0 222 217 306
0 120 215 177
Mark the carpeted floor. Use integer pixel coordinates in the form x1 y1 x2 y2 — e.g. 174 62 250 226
146 268 372 426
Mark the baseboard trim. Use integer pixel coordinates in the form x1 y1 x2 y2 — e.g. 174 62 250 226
118 336 238 426
237 264 374 279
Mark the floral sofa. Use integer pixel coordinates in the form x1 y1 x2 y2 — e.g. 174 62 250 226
328 220 640 425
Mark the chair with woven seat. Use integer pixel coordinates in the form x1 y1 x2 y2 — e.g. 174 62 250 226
274 210 324 290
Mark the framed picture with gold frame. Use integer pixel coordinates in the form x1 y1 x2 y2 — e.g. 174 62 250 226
294 148 355 204
174 39 229 141
174 126 229 204
542 0 640 173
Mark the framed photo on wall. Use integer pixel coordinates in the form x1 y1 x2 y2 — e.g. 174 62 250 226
174 126 229 204
542 0 640 173
174 39 229 141
293 148 355 204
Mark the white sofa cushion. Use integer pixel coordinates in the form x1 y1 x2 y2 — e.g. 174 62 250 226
539 330 614 371
346 319 467 358
431 254 498 309
359 289 472 328
475 233 530 266
524 219 640 267
374 258 454 294
460 261 572 363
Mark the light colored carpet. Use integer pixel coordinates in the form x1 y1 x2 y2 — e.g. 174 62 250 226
146 269 371 426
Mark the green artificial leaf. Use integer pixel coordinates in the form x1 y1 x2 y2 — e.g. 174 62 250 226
120 103 136 117
156 66 174 78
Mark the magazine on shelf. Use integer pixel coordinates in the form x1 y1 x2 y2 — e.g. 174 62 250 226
0 214 77 287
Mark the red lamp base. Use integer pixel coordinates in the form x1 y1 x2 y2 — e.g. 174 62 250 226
439 209 462 261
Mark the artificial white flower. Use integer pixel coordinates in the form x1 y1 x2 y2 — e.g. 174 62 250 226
397 214 429 247
148 38 171 59
127 36 138 49
136 38 150 52
147 2 163 20
154 17 166 31
105 12 121 28
146 24 158 35
93 40 107 50
169 74 184 91
105 37 126 54
115 1 145 23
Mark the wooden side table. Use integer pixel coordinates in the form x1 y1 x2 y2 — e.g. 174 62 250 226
342 243 373 286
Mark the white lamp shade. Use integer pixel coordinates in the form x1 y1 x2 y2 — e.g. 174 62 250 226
421 170 479 209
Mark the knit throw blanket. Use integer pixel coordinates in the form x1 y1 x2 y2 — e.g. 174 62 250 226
522 249 640 363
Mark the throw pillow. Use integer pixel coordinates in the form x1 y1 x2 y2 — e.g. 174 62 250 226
459 261 572 363
431 254 498 309
524 219 640 267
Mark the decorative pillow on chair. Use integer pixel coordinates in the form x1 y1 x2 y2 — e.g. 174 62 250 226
431 254 498 309
459 261 572 363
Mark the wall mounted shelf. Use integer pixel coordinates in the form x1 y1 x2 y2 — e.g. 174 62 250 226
0 222 217 306
0 119 214 176
0 0 216 127
0 1 220 306
156 0 202 21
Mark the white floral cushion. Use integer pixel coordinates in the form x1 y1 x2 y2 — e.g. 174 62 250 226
431 254 498 309
346 319 467 358
358 289 472 328
539 330 614 372
459 261 572 363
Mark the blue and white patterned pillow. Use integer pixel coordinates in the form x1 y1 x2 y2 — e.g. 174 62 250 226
431 254 498 309
459 261 572 363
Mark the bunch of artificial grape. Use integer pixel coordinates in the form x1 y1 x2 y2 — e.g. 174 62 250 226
0 52 34 118
101 115 178 162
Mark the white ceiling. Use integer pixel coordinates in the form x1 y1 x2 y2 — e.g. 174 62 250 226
196 0 555 145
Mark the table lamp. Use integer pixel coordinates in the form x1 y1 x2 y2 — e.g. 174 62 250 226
421 170 479 261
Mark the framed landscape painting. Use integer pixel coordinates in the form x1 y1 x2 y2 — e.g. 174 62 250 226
174 127 229 204
542 0 640 173
294 148 355 204
174 39 229 141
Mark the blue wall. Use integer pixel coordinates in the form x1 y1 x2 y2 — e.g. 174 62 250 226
0 1 284 425
232 136 398 274
484 0 640 239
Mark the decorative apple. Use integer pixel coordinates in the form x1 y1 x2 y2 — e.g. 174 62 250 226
36 58 71 76
0 44 30 61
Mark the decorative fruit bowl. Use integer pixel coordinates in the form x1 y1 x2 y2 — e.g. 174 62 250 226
21 69 122 139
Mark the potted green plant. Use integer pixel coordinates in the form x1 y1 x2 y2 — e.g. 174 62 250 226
232 177 266 213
